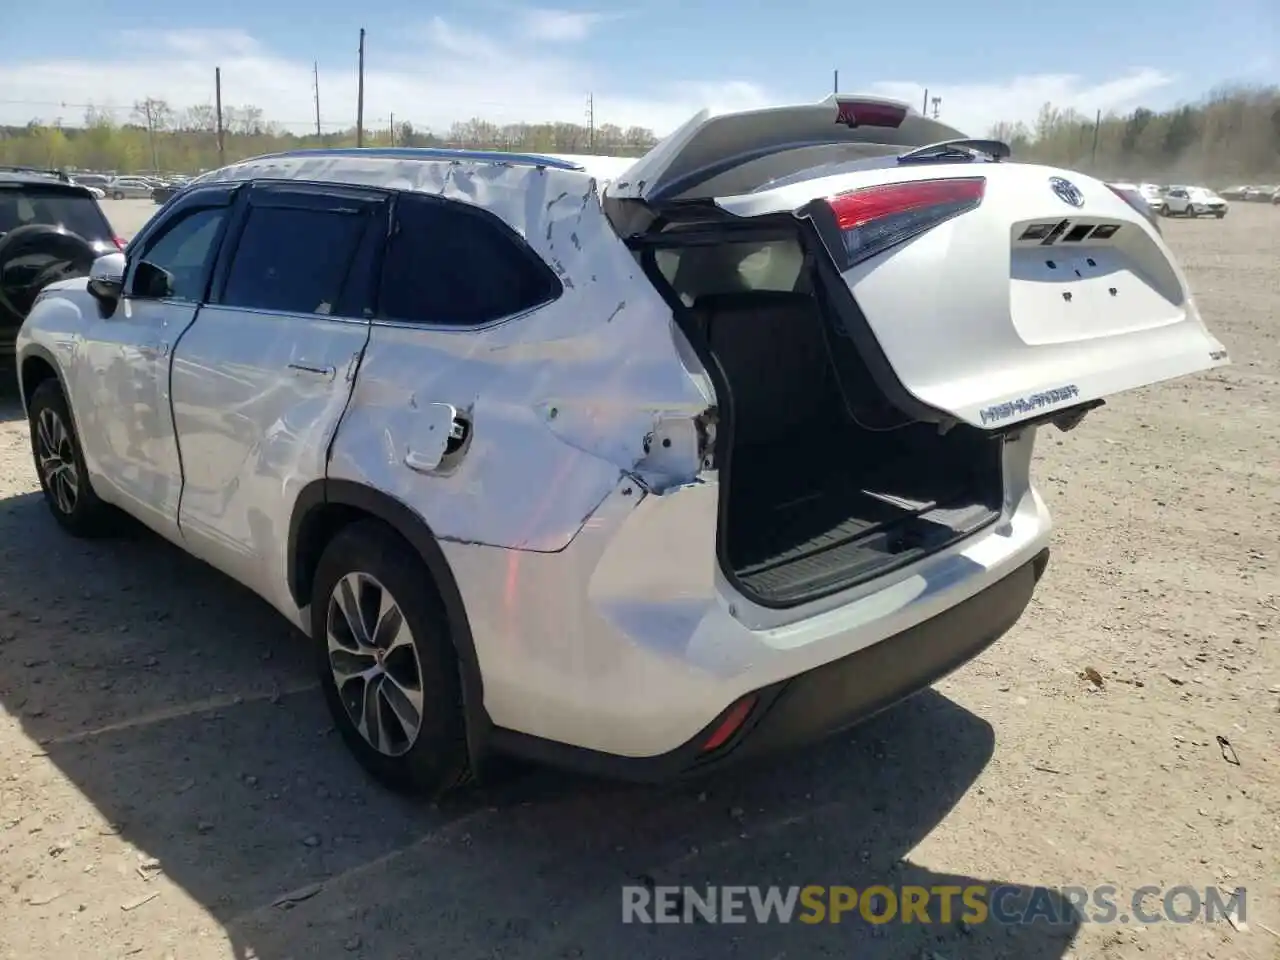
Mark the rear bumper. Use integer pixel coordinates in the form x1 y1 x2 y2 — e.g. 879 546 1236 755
490 548 1048 782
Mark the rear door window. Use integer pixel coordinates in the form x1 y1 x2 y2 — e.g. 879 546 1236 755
221 201 375 316
0 186 113 244
377 193 560 326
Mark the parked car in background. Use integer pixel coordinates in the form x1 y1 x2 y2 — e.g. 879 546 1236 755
1242 186 1275 202
107 176 155 200
73 174 113 193
1137 183 1164 208
151 181 182 204
1159 186 1227 218
1 166 123 362
1272 188 1280 205
13 96 1231 796
1219 185 1250 200
1104 182 1163 231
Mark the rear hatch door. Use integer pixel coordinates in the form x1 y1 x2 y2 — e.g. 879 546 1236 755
610 99 1228 429
606 94 967 204
712 163 1229 429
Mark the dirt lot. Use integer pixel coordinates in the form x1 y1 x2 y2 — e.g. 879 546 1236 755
0 201 1277 960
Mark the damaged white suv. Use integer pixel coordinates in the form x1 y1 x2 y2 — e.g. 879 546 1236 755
14 96 1228 795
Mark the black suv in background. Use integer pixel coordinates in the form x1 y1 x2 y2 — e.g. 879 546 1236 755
0 166 122 363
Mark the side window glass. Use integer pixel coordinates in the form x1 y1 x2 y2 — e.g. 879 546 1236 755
221 204 370 315
129 206 227 302
377 194 559 326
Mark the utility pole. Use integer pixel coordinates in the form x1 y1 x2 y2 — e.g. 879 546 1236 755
931 96 941 119
1091 108 1101 167
922 88 929 114
313 61 322 137
586 93 595 151
833 69 839 94
356 28 366 148
215 67 225 166
389 112 395 146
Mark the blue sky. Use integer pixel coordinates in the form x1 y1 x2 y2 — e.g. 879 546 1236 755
3 0 1276 136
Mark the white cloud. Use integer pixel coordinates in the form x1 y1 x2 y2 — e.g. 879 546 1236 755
0 24 1178 141
521 8 616 42
867 68 1176 136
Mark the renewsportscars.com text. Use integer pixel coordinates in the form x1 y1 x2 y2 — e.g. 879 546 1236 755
621 884 1247 926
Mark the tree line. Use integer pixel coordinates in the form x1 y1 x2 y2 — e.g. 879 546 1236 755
1 84 1277 182
989 84 1280 182
0 98 661 175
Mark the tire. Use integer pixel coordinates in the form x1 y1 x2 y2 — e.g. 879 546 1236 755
1215 211 1226 219
27 379 114 536
112 191 124 200
311 519 470 796
1160 204 1170 217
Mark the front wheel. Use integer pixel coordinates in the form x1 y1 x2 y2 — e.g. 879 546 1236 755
27 379 114 536
311 520 470 796
111 191 123 200
1160 204 1170 217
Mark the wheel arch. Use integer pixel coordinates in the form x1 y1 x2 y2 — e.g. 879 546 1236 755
19 344 75 426
288 478 492 762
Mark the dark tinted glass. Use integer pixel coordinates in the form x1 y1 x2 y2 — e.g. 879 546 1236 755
222 205 369 315
0 186 113 243
378 194 558 326
130 206 227 302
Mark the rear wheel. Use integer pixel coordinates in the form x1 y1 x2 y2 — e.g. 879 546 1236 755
1160 204 1170 216
311 520 470 796
27 379 114 536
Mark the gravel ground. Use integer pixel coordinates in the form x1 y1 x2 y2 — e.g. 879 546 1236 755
0 201 1277 960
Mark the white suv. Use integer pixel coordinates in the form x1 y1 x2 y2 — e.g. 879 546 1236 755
13 97 1228 795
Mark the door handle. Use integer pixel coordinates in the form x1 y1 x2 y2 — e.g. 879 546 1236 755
287 361 336 379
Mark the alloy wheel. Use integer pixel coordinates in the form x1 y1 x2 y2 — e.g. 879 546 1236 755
36 407 79 515
326 572 426 757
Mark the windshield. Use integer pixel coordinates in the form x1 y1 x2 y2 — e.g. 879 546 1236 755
0 186 113 243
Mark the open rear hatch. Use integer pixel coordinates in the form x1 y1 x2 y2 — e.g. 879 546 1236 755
610 95 1229 607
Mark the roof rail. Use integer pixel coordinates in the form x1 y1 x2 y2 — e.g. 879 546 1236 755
0 164 73 182
234 146 586 172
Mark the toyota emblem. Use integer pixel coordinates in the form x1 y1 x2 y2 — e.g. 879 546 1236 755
1050 176 1085 207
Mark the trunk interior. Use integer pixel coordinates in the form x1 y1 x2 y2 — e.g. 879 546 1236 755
651 229 1004 606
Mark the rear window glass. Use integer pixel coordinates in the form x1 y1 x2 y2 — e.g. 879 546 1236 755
0 187 112 243
655 239 805 306
221 205 369 315
377 194 560 326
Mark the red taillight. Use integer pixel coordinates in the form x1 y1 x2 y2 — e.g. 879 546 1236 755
113 236 126 250
824 177 986 267
700 695 756 753
834 98 908 130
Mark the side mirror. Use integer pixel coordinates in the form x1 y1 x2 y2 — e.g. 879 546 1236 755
133 260 175 300
86 252 126 310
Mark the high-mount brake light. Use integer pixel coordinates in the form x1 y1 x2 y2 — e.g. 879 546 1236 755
834 99 908 130
823 177 986 267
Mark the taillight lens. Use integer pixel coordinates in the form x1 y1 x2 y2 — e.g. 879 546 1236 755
823 177 986 267
113 236 127 250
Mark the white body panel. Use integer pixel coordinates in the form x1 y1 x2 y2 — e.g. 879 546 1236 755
168 306 368 622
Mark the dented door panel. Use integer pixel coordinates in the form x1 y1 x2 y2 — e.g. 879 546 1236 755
327 163 714 554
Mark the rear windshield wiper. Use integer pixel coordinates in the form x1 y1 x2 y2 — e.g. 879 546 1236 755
897 139 1012 164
